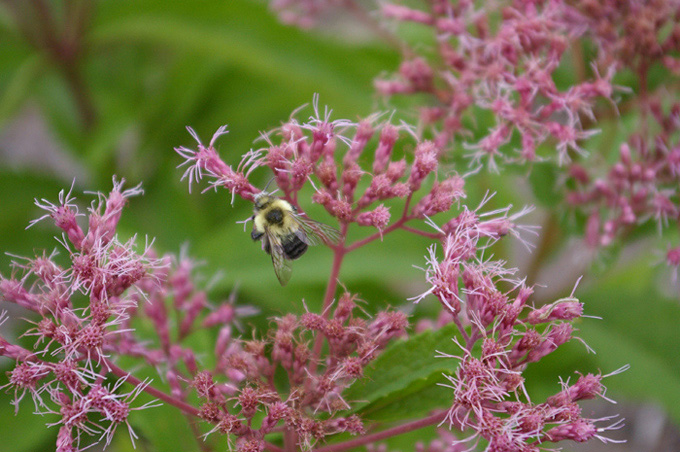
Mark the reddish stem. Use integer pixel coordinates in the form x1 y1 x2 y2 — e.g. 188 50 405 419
345 215 409 252
29 0 96 128
312 411 447 452
284 428 297 452
266 443 285 452
525 214 559 289
452 313 470 345
105 358 201 417
309 227 347 374
401 225 444 240
345 195 430 253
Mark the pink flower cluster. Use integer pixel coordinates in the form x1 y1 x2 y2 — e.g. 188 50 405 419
376 0 617 167
1 90 629 451
193 293 407 450
567 101 680 277
0 174 410 452
553 0 680 279
0 179 163 449
568 0 680 71
176 95 467 238
173 97 624 451
262 0 680 287
412 220 625 450
0 180 262 450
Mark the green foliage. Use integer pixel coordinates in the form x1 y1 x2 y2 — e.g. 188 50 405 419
0 391 56 452
345 323 461 421
128 400 198 452
528 162 563 207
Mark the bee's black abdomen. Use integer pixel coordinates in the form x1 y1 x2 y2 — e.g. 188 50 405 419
283 234 308 260
265 208 284 225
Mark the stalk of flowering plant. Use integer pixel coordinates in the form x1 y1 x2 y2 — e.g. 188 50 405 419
0 104 625 450
172 97 625 451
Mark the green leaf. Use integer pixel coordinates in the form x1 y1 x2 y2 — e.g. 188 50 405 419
90 0 396 117
360 373 451 422
0 172 69 271
129 398 198 451
0 387 56 452
528 161 563 206
0 54 45 125
344 323 461 420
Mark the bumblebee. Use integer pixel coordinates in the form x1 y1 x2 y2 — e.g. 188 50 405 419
249 191 340 286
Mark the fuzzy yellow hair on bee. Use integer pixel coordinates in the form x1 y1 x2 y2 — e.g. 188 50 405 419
248 189 339 286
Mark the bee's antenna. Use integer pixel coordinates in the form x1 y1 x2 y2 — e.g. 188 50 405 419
262 176 276 193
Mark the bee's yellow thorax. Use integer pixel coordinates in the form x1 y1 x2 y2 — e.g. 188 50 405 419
254 198 295 233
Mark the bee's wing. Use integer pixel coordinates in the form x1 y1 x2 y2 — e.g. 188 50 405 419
264 230 293 286
291 214 340 246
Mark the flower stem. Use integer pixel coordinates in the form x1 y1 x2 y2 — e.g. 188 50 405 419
27 0 97 128
345 195 420 252
345 215 408 252
525 214 559 287
452 314 470 345
284 428 297 452
313 411 446 452
401 225 443 240
266 443 285 452
105 358 201 417
309 229 347 374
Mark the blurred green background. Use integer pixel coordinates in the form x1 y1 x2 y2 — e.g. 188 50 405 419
0 1 679 451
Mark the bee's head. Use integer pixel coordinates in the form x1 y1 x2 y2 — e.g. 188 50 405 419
254 192 273 210
254 177 279 209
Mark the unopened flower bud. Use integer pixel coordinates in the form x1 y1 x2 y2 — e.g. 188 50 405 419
356 205 391 232
199 401 223 423
399 58 434 92
301 312 327 331
409 141 439 190
344 120 374 165
528 300 583 324
544 419 596 443
373 125 399 174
